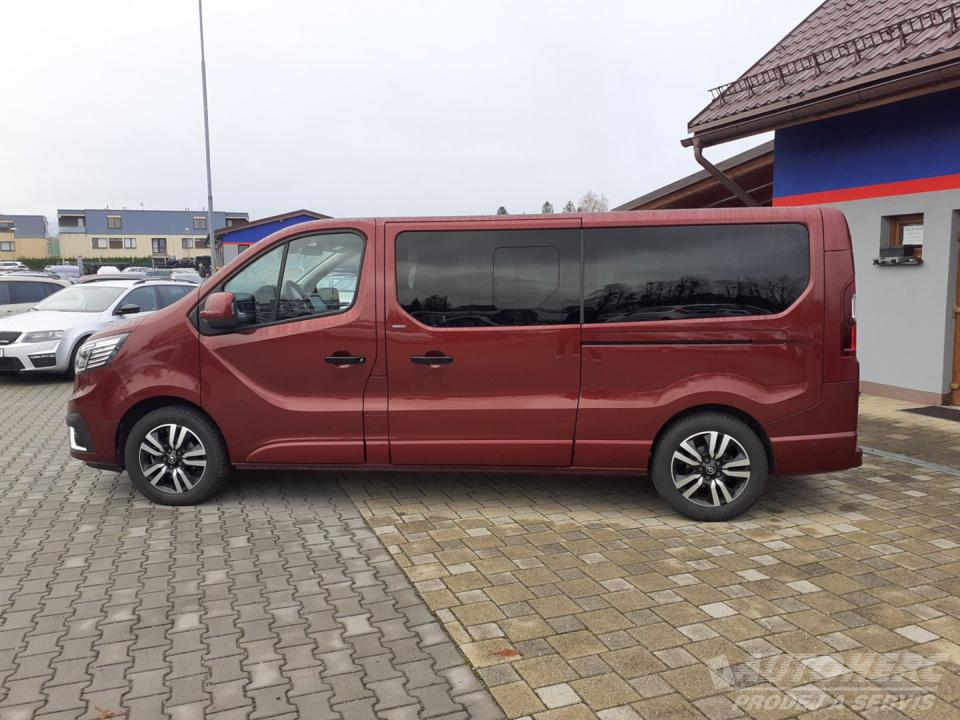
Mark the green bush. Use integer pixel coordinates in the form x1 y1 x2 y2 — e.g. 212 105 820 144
15 256 157 270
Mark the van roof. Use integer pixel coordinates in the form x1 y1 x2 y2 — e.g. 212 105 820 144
272 207 826 224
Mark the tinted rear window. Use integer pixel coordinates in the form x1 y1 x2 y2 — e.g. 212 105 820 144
397 229 580 327
583 224 809 323
10 281 60 304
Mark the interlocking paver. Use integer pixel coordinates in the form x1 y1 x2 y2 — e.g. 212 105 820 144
341 394 960 718
0 377 501 719
6 377 960 719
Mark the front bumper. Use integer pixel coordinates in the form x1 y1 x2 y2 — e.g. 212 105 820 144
67 370 124 470
66 412 96 453
0 338 71 373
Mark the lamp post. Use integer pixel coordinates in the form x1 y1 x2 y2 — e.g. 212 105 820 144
198 0 218 267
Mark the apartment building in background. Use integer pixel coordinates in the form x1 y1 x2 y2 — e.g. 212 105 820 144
57 208 248 261
0 214 49 260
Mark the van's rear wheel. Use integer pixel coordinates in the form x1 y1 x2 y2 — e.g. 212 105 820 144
123 406 230 505
651 412 767 521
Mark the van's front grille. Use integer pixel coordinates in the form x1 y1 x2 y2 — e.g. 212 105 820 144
0 332 20 346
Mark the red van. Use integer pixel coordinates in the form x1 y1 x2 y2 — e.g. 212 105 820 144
66 208 860 521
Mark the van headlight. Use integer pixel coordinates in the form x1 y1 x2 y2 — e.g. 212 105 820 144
75 334 128 373
22 330 63 343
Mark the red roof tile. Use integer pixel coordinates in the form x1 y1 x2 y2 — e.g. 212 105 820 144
688 1 960 138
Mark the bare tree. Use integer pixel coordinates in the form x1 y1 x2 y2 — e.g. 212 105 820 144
577 191 609 213
541 201 554 214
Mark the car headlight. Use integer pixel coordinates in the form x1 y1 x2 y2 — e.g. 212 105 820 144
22 330 63 343
75 333 128 373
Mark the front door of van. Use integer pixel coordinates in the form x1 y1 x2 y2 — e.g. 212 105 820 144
384 218 581 466
199 224 377 464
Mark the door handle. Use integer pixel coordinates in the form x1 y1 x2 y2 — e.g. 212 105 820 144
324 353 366 366
411 353 454 365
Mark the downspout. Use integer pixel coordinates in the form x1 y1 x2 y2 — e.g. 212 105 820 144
691 138 760 207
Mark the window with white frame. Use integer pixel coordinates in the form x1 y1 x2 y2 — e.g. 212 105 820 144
123 237 137 249
0 241 14 252
92 238 108 249
182 237 195 249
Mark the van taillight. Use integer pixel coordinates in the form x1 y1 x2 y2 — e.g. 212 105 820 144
842 284 856 356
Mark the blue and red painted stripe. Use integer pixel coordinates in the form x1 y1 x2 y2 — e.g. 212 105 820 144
772 88 960 207
773 172 960 206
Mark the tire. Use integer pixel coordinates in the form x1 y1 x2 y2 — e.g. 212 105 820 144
123 405 230 505
651 412 767 521
65 337 87 379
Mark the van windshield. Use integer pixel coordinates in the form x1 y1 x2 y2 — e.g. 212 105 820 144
34 285 124 313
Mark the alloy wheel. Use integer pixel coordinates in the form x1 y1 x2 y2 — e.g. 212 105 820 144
669 431 751 508
138 423 207 495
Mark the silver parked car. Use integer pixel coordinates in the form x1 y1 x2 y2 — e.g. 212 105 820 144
0 279 196 375
0 274 71 317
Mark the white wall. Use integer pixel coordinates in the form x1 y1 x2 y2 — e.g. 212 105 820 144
824 190 960 396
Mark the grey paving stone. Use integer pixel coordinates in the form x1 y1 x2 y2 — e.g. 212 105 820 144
0 380 501 720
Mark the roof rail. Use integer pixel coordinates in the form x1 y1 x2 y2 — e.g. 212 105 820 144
132 278 199 285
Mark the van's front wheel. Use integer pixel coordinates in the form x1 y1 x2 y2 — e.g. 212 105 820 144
123 406 230 505
651 413 767 521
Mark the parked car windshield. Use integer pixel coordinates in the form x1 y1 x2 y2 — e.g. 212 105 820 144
33 285 125 313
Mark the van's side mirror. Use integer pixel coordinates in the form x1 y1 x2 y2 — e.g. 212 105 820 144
115 303 141 316
200 292 238 329
316 287 340 308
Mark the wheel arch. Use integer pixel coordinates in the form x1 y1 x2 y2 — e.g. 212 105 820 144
66 333 94 374
649 404 775 473
115 396 227 468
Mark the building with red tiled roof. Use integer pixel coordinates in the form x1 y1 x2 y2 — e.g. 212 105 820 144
620 0 960 405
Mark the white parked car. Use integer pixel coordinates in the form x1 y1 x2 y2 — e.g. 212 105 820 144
97 265 121 275
0 279 196 375
0 274 71 317
0 261 28 273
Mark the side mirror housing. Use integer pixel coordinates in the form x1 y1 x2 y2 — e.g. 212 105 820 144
115 303 141 316
200 291 238 329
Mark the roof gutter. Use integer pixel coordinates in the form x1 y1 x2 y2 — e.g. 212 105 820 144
690 139 759 207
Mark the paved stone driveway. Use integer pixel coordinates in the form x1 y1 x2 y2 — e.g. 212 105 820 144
0 377 503 720
1 378 960 720
343 396 960 720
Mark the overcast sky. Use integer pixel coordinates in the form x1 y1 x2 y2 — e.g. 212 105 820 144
2 1 820 226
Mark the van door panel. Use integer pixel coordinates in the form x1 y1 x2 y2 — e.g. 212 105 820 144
384 219 581 467
199 223 377 464
574 212 824 470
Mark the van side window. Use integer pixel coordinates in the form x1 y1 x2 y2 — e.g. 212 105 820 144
277 234 363 320
583 224 809 323
222 232 365 328
224 244 285 325
396 229 580 327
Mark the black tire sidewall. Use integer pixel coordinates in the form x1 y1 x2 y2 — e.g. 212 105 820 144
123 406 229 505
652 413 768 522
66 338 87 379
